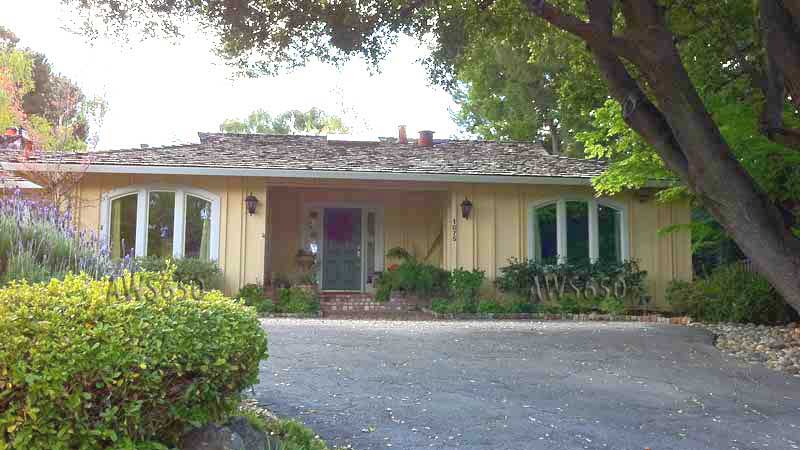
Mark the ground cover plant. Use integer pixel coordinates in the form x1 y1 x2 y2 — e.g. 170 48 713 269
0 270 268 449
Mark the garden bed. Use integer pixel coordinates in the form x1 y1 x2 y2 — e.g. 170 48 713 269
425 311 690 323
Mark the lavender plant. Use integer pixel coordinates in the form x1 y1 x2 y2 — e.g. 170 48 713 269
0 189 134 284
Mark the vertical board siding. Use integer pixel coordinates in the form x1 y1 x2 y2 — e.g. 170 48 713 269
443 183 693 310
73 175 691 305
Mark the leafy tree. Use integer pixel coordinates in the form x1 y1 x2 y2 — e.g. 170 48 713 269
220 107 348 135
0 27 106 207
0 27 106 151
58 0 800 312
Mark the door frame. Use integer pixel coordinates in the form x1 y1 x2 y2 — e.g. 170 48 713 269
303 202 384 293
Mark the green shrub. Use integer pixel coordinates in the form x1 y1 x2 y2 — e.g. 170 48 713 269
557 294 581 314
495 258 647 303
264 419 332 450
667 264 789 324
136 256 224 291
275 287 319 314
430 297 473 314
374 259 450 302
450 268 485 310
477 298 507 314
0 271 268 449
237 283 274 314
599 297 626 315
0 191 128 286
504 294 536 313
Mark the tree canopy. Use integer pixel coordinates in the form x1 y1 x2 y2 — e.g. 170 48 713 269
60 0 800 311
219 108 348 135
0 26 106 151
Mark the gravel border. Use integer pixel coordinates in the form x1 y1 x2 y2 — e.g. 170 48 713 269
692 322 800 376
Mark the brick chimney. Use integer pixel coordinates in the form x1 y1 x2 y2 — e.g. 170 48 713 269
1 127 33 158
418 130 434 147
398 125 408 144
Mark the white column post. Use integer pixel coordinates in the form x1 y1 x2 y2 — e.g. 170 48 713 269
588 199 599 263
134 190 148 257
556 199 567 263
172 190 185 259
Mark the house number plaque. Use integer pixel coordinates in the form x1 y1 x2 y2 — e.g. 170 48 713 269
452 218 457 242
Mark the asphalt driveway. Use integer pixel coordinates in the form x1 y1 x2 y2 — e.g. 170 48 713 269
251 320 800 450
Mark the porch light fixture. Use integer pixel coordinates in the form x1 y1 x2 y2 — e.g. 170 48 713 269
245 193 258 216
461 198 473 220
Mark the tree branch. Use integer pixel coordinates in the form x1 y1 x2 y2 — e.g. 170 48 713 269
523 0 641 61
764 127 800 149
760 0 800 149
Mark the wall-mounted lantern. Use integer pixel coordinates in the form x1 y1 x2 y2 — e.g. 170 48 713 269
245 193 259 216
461 198 473 220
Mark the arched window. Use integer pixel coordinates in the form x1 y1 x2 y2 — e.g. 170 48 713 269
529 198 628 263
101 185 220 260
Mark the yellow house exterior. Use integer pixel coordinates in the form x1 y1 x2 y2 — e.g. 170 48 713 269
5 133 691 309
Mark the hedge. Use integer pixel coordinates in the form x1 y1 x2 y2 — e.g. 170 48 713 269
0 271 268 449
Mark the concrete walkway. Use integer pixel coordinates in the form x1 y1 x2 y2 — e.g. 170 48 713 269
251 319 800 450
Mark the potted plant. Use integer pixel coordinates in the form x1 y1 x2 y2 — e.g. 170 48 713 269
295 249 316 271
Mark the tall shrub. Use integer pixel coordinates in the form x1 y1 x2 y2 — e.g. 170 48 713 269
0 190 127 285
0 271 268 449
667 264 790 324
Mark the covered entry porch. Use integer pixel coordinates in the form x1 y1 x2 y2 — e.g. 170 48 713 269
265 180 446 294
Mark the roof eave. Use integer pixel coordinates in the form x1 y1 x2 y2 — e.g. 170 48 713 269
1 161 671 188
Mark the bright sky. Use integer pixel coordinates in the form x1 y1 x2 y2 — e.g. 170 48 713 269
0 0 463 150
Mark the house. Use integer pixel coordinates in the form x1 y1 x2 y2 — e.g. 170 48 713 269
2 129 692 308
1 128 41 192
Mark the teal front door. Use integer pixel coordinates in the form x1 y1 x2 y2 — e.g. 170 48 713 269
322 208 362 291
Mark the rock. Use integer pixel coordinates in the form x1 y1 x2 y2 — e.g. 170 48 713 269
697 322 800 377
227 417 270 450
179 417 270 450
179 423 246 450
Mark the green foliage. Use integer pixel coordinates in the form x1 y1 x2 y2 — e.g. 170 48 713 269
263 418 334 450
449 268 485 308
236 283 273 314
275 287 319 314
0 271 268 449
220 107 348 136
385 246 412 262
433 293 535 315
0 192 126 286
375 249 451 302
599 297 626 315
495 258 647 303
1 27 105 151
135 256 224 291
666 264 790 324
477 298 506 314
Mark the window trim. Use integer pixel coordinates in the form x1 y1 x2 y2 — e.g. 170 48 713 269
528 197 629 263
101 184 221 260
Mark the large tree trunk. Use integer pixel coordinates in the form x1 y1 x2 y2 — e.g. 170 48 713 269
524 0 800 312
618 3 800 311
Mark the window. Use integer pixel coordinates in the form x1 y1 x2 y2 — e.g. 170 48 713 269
598 204 622 263
102 186 220 260
532 203 558 263
147 192 175 258
110 194 138 258
184 195 212 259
529 199 627 263
566 201 590 263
